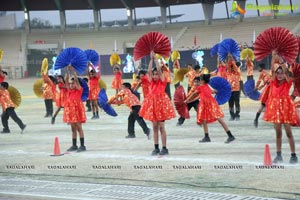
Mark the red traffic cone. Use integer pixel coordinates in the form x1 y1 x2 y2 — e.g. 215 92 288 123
51 137 64 156
263 144 272 166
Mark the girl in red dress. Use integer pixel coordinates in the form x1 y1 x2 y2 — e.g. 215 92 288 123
111 64 123 95
263 64 298 164
51 75 67 124
64 66 87 152
88 65 100 119
185 74 235 143
139 51 176 156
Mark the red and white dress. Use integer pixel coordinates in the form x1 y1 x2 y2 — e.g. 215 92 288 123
263 79 297 124
139 79 176 121
112 71 123 90
196 84 224 124
88 76 100 100
55 82 67 107
63 87 86 123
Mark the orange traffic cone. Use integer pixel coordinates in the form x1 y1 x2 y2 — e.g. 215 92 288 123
263 144 272 166
51 137 64 156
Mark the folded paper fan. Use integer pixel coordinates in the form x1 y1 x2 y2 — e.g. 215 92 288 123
8 85 21 108
243 79 261 101
33 79 44 98
98 89 117 117
173 85 190 119
78 78 89 102
133 31 171 61
0 48 3 62
292 63 300 79
41 58 48 75
54 47 87 75
98 78 107 91
209 76 231 105
240 48 254 61
218 38 240 62
210 43 219 57
254 27 299 64
84 49 99 66
171 50 180 62
297 35 300 55
110 53 121 66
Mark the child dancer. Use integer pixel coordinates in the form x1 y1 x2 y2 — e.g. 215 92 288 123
83 77 92 112
185 75 235 143
0 82 26 134
139 51 176 156
137 70 150 99
42 73 55 117
88 66 100 119
227 57 242 121
253 64 271 128
64 66 87 152
109 82 151 139
177 77 200 126
111 64 123 95
263 64 298 164
51 75 66 124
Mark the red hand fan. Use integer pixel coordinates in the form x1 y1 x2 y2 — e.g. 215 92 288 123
254 27 299 64
133 32 171 61
173 85 190 119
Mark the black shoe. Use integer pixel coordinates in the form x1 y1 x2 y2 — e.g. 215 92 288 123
125 134 136 139
235 116 240 121
51 117 55 124
94 115 99 119
151 149 160 156
1 129 10 134
159 148 169 155
273 155 283 164
146 129 152 140
77 146 86 152
20 125 26 134
176 121 183 126
229 117 235 121
67 145 78 152
91 116 96 120
254 119 258 128
199 136 211 143
225 136 235 143
289 155 298 164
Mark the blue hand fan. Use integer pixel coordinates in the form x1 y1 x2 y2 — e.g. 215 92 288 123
84 49 99 66
210 43 219 57
98 89 118 117
54 47 88 75
78 78 89 102
218 38 240 62
209 76 232 105
244 79 261 101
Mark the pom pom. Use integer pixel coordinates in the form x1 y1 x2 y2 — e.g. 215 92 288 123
78 78 89 102
110 53 121 66
84 49 99 66
55 47 88 75
210 43 219 57
33 79 44 98
98 89 118 117
209 76 231 105
240 48 254 61
244 79 261 101
0 48 3 62
171 50 180 62
98 78 107 91
218 38 240 62
8 85 21 108
41 58 48 75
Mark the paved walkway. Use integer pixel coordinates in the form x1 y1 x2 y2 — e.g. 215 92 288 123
0 176 281 200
